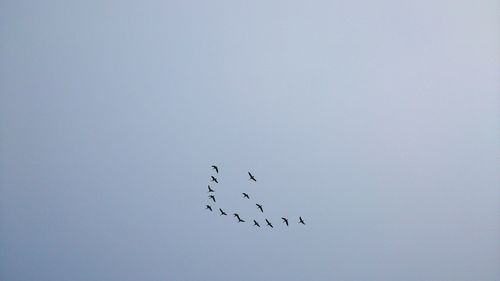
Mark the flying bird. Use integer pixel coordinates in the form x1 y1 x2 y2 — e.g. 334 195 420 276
211 165 219 173
256 204 263 213
299 216 305 225
209 195 216 202
242 192 250 199
282 217 289 226
248 172 257 182
233 214 244 223
265 219 273 228
219 208 227 216
207 185 214 192
253 220 260 227
205 205 212 211
211 176 218 183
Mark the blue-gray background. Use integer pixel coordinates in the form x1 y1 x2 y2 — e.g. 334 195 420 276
1 0 499 280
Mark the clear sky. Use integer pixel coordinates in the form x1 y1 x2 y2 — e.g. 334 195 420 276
1 0 499 280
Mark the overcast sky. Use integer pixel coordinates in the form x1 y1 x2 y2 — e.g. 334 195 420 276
1 0 499 280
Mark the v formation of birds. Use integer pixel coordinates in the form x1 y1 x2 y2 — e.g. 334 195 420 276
205 165 306 229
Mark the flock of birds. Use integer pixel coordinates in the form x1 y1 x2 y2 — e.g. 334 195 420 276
205 165 306 228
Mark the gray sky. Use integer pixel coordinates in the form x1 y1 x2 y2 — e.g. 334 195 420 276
1 0 499 280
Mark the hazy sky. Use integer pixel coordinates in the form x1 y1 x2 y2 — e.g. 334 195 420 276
1 0 499 280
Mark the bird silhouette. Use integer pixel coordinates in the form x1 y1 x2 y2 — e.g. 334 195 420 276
253 220 260 227
242 192 250 199
233 213 244 223
208 195 216 202
219 208 227 216
299 216 305 225
248 172 257 182
211 165 218 173
282 217 289 226
205 205 212 211
211 176 218 183
207 185 214 192
265 219 273 228
256 204 263 213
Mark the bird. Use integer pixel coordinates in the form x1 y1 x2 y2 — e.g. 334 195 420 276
233 214 244 223
299 216 305 225
205 205 212 211
242 192 250 199
207 185 214 192
211 176 218 183
211 165 218 173
282 217 289 226
209 195 216 202
253 220 260 227
248 172 257 182
219 208 227 216
256 204 263 212
265 219 273 228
